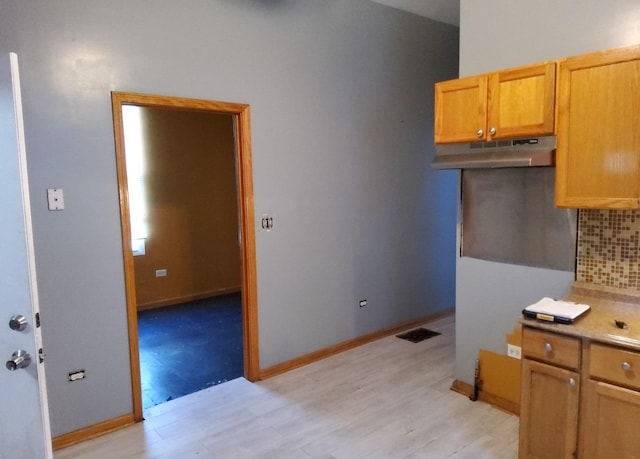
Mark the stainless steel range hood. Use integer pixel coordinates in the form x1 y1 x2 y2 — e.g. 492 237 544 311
432 135 556 169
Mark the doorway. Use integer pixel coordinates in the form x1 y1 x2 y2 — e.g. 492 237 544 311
111 92 259 421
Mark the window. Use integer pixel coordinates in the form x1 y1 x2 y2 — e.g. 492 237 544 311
122 105 148 256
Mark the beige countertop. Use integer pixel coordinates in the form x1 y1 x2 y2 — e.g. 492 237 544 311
519 281 640 351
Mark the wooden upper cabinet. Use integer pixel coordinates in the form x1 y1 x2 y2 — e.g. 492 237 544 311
488 62 556 140
555 45 640 209
434 75 487 144
434 62 555 144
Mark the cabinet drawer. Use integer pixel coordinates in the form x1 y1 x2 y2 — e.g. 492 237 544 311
522 327 581 370
589 343 640 391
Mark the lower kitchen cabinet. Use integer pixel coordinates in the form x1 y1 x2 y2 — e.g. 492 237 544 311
580 379 640 458
520 326 640 458
519 359 580 458
519 328 581 459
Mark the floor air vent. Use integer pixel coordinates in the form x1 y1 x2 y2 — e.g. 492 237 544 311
396 328 441 343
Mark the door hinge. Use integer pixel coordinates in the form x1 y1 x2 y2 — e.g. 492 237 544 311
35 312 41 328
38 348 45 363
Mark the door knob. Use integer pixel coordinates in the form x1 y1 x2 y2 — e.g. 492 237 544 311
6 350 31 371
9 314 28 332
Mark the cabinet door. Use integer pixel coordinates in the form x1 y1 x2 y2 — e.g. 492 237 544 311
434 74 487 144
488 62 555 140
519 359 580 459
580 380 640 459
555 45 640 208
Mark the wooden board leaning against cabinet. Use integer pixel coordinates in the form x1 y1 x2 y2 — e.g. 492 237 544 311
555 44 640 209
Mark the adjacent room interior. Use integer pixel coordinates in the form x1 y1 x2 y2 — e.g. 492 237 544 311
121 104 244 409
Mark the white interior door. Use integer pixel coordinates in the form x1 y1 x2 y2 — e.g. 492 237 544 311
0 52 53 459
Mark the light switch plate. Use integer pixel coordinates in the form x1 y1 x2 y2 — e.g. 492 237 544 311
47 188 64 210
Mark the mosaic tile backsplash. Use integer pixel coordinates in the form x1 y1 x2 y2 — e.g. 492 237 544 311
577 210 640 289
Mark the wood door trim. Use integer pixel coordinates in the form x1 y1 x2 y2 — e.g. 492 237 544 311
111 92 259 422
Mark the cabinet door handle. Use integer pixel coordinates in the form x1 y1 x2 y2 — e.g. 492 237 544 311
476 129 484 138
544 342 553 352
621 361 632 371
568 377 576 387
489 127 496 136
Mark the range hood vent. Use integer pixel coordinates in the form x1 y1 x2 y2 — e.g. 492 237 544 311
432 135 556 169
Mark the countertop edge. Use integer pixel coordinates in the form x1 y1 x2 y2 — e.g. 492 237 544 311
519 282 640 351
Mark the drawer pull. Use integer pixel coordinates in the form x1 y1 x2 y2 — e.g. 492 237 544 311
544 342 553 352
568 377 576 387
621 361 632 371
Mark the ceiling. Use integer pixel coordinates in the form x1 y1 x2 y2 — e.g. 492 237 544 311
369 0 460 26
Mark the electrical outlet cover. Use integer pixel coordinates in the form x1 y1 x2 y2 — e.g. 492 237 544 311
47 188 64 210
507 344 522 360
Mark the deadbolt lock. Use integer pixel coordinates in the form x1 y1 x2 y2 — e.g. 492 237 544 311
9 314 28 332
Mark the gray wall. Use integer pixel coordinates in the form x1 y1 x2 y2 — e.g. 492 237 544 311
0 0 459 436
456 0 640 385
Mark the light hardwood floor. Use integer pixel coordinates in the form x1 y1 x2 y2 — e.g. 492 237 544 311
54 314 518 458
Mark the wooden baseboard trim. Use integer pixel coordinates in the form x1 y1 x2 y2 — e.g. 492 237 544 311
260 309 454 380
450 378 474 397
137 286 241 311
450 379 520 415
52 413 135 450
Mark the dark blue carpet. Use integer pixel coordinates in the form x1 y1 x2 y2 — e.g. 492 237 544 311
137 293 243 409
